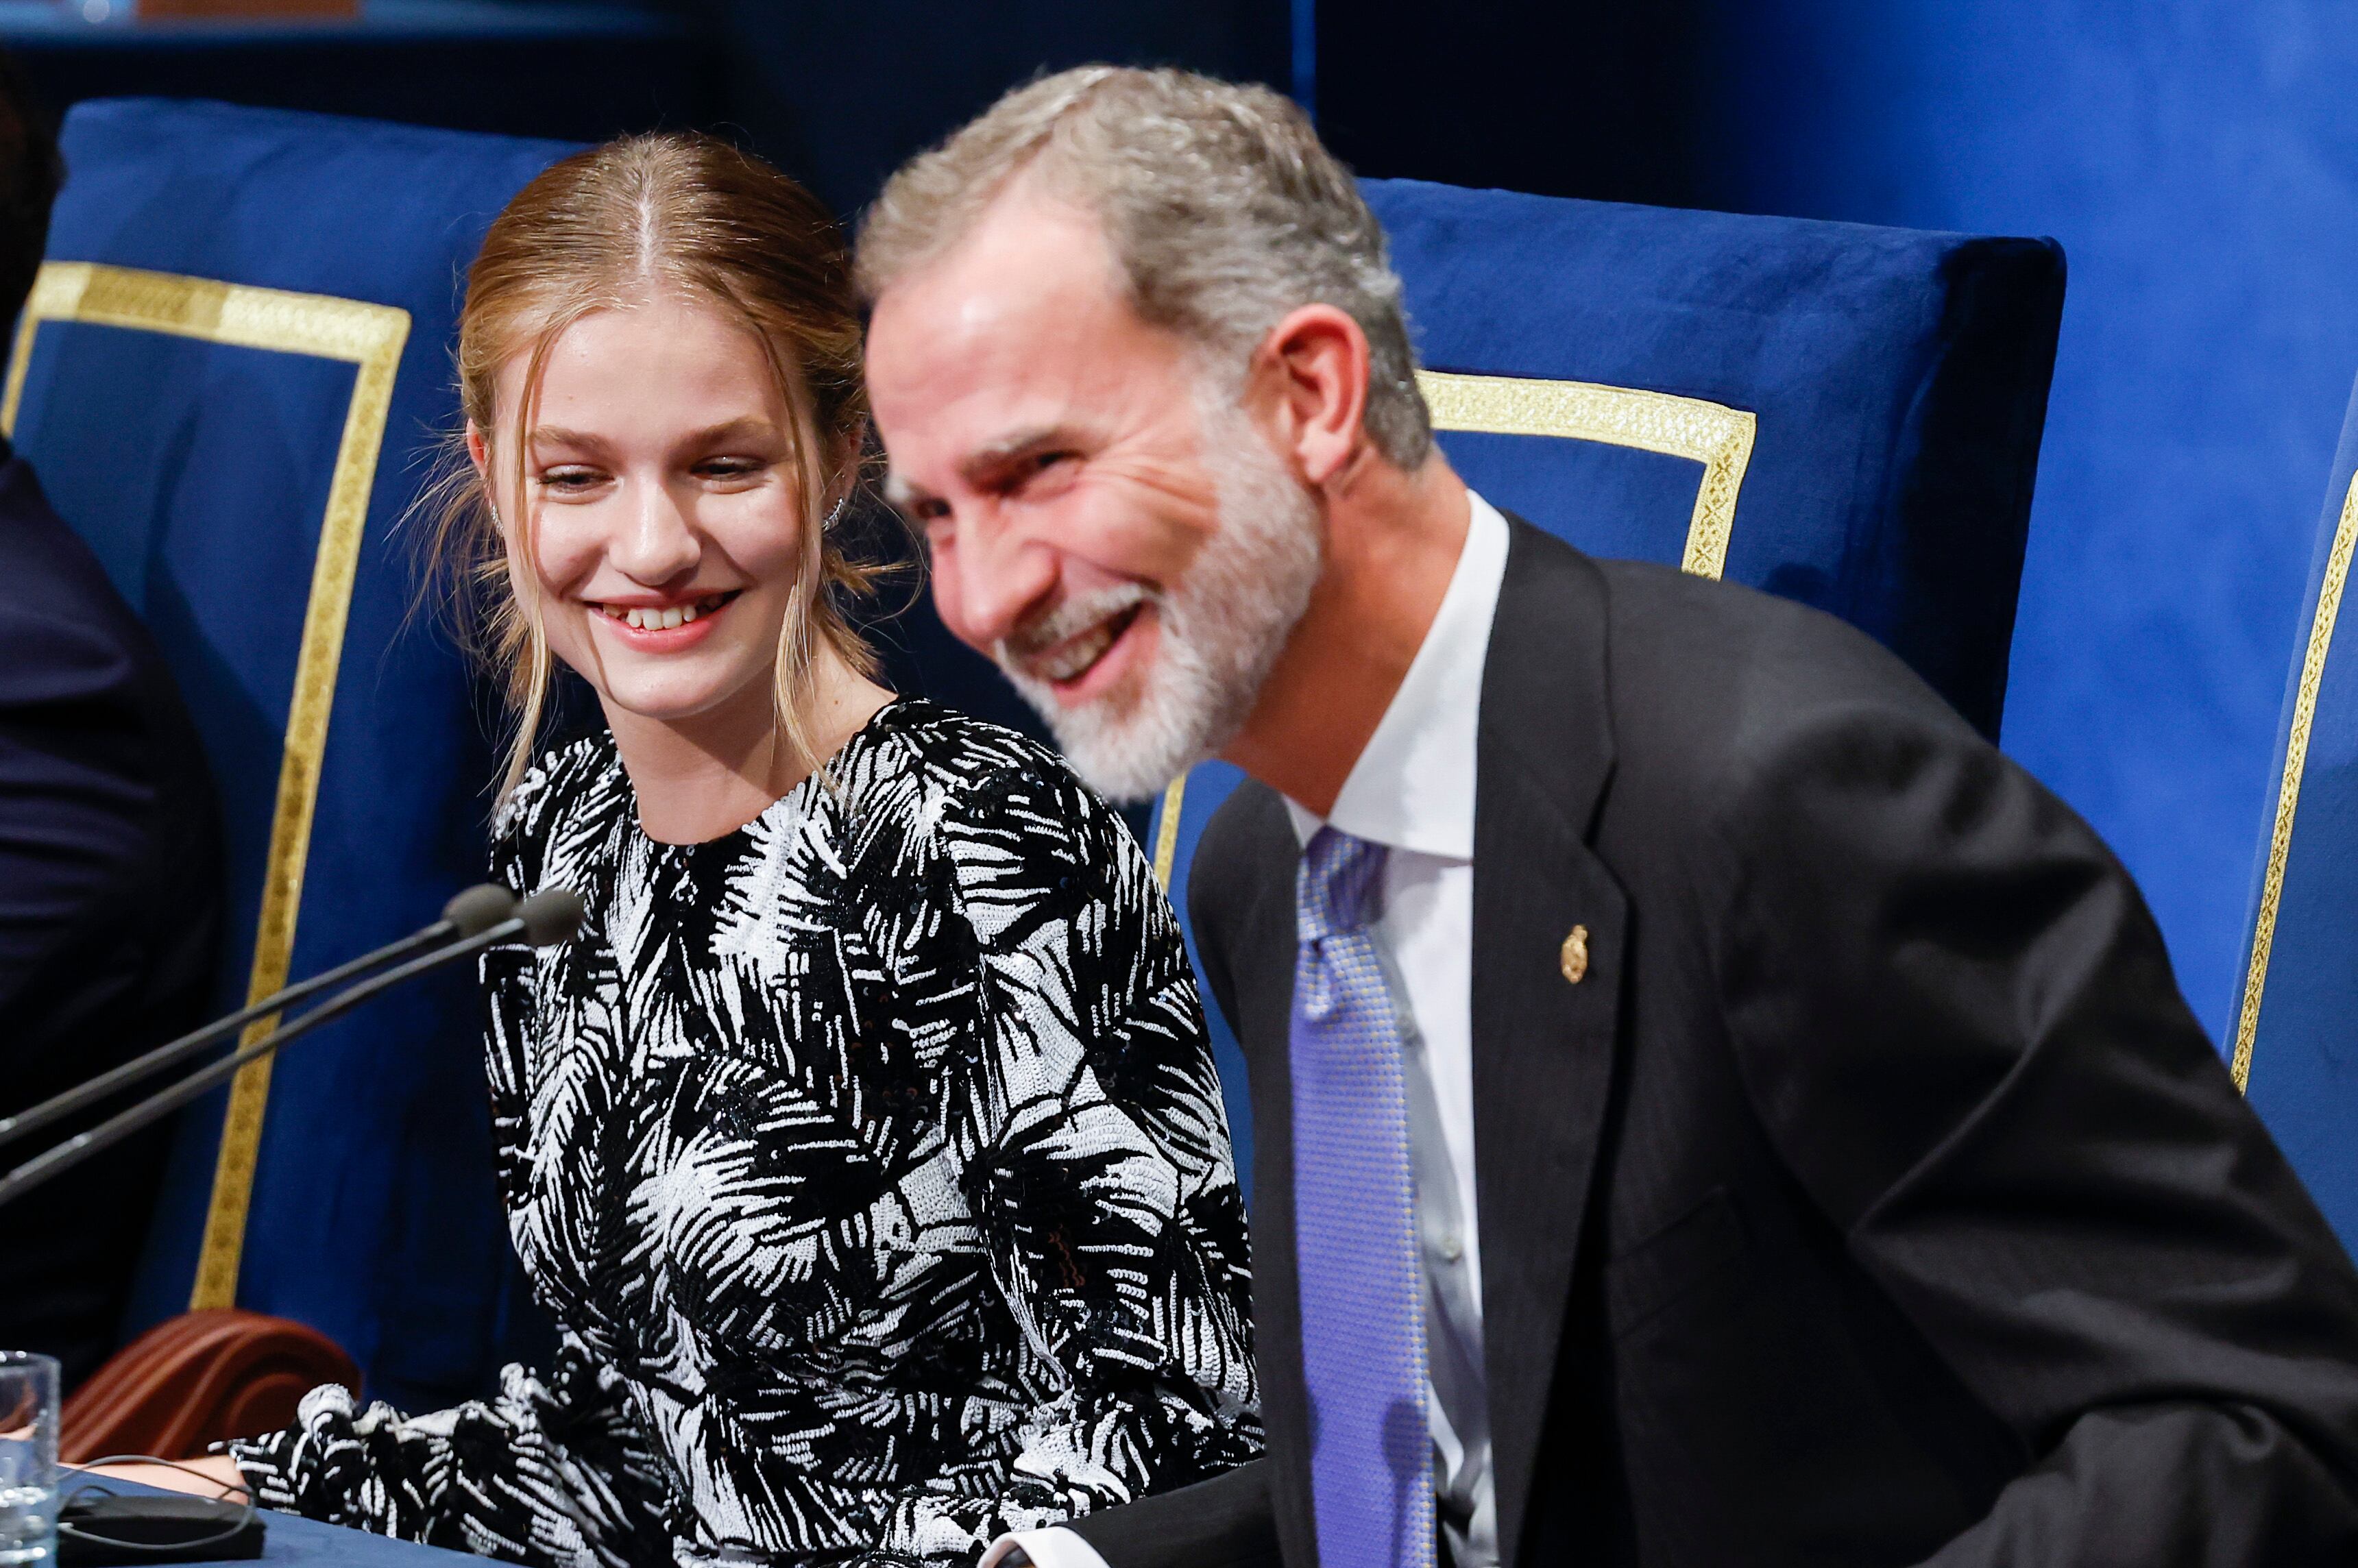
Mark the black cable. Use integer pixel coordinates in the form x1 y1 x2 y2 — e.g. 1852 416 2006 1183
0 884 514 1157
0 916 526 1209
59 1454 258 1558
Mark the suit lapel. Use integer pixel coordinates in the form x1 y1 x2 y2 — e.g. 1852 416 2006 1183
1474 521 1627 1567
1207 521 1624 1568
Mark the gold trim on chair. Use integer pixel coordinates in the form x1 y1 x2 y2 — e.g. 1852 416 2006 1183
3 261 412 1308
2231 470 2358 1092
1150 369 1758 885
1419 369 1757 579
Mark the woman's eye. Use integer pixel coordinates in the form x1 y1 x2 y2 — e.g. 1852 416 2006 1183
696 458 766 482
537 468 605 493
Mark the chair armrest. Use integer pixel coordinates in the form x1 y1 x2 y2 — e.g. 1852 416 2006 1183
60 1309 358 1462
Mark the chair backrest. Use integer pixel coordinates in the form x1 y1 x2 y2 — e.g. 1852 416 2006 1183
2233 373 2358 1253
1152 177 2067 1196
12 99 577 1410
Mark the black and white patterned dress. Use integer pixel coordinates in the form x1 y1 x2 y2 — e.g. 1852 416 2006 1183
231 699 1261 1567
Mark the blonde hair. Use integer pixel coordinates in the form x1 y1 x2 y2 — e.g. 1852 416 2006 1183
857 66 1431 467
426 131 884 803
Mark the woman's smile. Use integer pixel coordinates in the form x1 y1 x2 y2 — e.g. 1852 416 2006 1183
589 588 744 649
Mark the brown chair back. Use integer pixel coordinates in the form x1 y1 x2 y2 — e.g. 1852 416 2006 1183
60 1309 357 1462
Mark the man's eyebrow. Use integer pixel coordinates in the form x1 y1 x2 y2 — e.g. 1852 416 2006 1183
884 426 1097 510
959 426 1084 485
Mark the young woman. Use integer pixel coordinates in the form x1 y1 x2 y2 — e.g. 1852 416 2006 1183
175 134 1259 1565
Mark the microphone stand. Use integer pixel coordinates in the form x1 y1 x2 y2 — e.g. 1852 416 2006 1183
0 888 582 1211
0 885 515 1157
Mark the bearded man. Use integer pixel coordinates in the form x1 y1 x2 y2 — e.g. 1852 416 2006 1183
858 66 2358 1568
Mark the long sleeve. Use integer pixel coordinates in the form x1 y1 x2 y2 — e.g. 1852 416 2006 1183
862 741 1263 1558
1714 697 2358 1563
226 761 674 1568
229 1330 674 1568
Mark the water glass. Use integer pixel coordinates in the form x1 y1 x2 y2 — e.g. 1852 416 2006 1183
0 1354 57 1568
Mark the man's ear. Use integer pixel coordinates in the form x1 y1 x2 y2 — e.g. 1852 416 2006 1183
1256 304 1372 487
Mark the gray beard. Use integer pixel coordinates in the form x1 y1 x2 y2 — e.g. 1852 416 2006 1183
999 391 1324 803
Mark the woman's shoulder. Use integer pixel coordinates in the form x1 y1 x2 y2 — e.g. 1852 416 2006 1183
847 698 1128 854
856 696 1067 781
491 729 629 858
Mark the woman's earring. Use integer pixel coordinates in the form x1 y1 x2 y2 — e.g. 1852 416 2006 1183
487 495 503 530
822 493 849 530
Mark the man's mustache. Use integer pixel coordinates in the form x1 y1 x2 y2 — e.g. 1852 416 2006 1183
999 581 1159 668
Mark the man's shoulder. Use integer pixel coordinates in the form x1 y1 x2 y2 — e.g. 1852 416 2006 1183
1502 517 1975 763
0 452 157 679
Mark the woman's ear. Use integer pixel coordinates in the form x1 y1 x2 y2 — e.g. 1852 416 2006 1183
466 423 504 532
831 428 866 507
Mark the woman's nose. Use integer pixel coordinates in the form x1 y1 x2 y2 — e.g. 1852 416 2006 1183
608 482 702 585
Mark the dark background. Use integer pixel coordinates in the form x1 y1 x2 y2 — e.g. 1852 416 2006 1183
12 0 2358 1051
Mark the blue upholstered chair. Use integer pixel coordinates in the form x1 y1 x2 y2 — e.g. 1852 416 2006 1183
1151 179 2069 1192
2233 374 2358 1253
12 99 576 1413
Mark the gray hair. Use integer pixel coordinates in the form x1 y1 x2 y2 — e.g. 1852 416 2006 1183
856 66 1433 469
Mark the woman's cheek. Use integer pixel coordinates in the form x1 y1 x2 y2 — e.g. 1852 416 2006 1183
526 512 608 598
716 493 807 589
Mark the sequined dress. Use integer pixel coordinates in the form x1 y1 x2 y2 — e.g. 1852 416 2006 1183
230 699 1261 1567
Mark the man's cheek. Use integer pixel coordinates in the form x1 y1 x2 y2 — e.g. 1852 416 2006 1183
926 549 987 652
1057 482 1208 586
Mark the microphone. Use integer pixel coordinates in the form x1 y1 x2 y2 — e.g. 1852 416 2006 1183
0 885 518 1157
0 887 583 1210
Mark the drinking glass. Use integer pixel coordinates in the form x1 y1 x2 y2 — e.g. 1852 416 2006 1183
0 1354 57 1568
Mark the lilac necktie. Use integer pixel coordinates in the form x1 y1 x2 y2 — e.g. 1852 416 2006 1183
1291 826 1432 1568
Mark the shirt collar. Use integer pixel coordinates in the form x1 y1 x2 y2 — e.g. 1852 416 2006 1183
1284 489 1510 860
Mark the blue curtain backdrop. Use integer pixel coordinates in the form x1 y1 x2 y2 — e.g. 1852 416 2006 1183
1313 2 2358 1046
1680 5 2358 1045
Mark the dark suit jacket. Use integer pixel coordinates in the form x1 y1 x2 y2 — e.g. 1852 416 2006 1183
0 439 221 1386
1075 519 2358 1566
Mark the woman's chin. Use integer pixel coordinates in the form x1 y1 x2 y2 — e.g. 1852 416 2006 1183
593 665 771 733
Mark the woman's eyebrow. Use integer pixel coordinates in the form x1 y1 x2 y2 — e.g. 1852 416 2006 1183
525 418 783 453
679 417 783 447
526 424 609 452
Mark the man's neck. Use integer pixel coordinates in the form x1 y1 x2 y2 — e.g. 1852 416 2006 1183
1222 452 1472 816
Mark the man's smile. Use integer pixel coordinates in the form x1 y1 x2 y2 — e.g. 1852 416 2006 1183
1006 584 1154 689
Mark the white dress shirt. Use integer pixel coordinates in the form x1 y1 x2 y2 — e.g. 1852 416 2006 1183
990 493 1512 1568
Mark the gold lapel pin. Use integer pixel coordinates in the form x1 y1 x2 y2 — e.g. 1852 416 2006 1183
1560 924 1590 985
